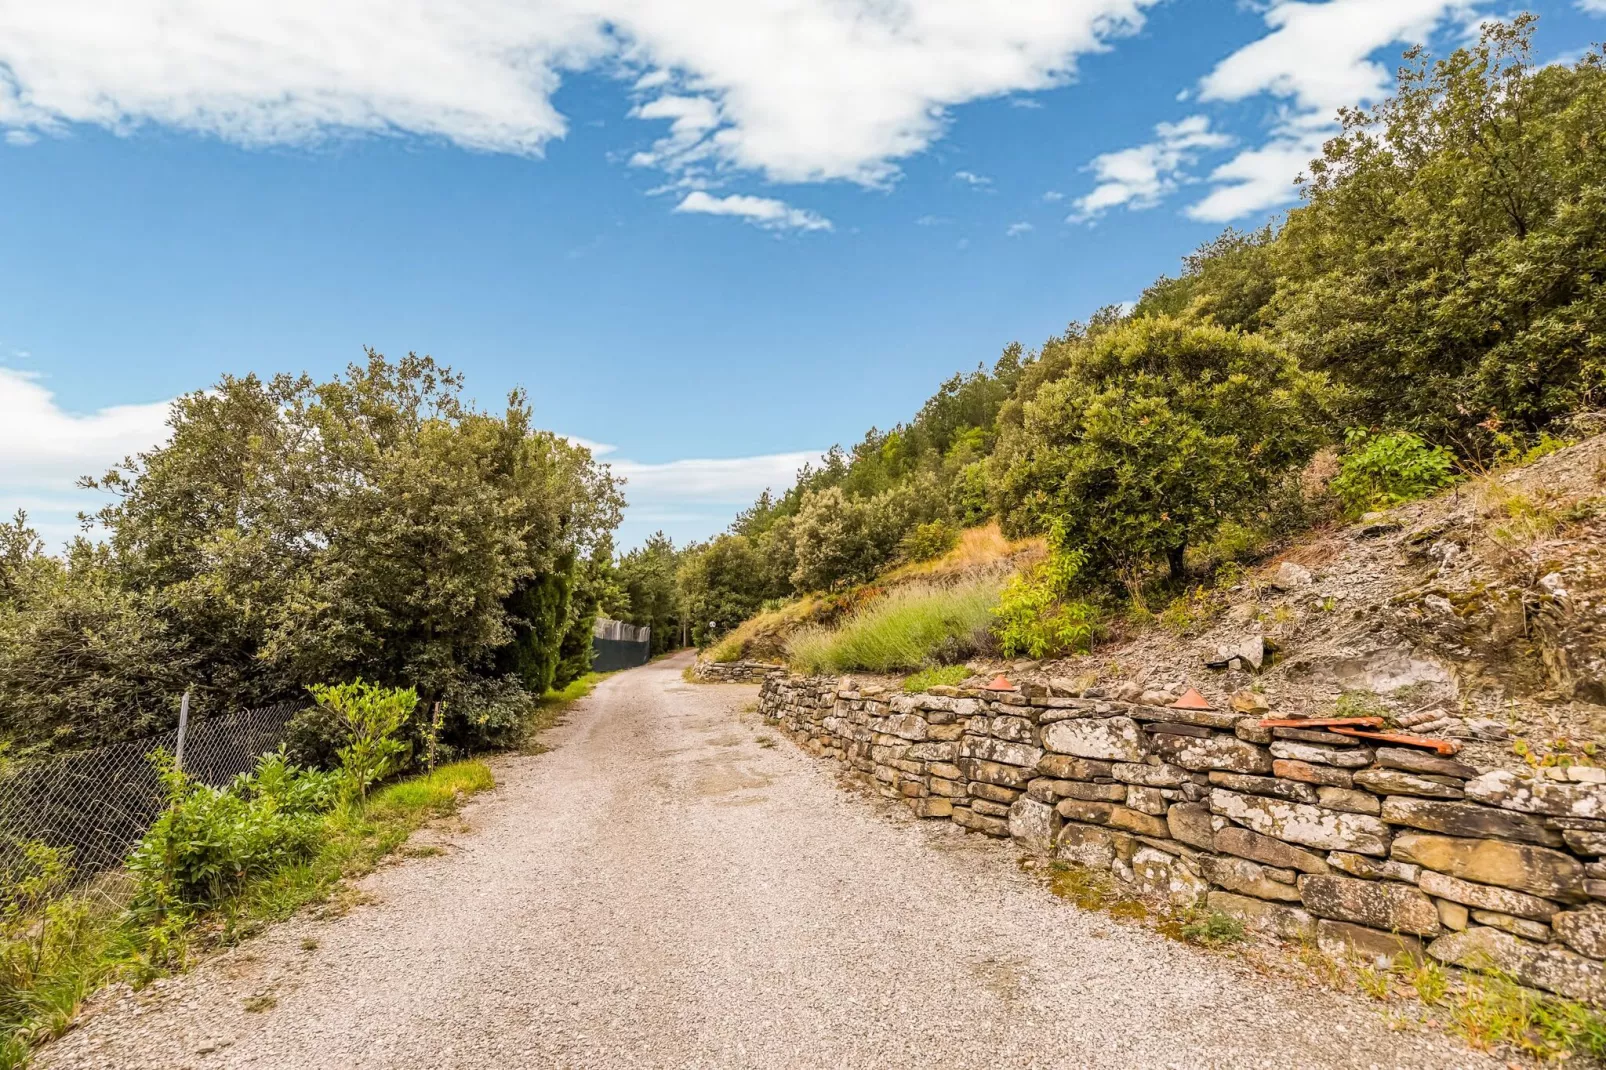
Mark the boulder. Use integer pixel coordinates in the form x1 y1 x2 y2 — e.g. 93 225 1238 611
1417 869 1559 921
1008 797 1062 854
1210 789 1391 856
1208 891 1316 942
1199 855 1302 902
1391 833 1586 901
1269 741 1373 769
1150 733 1274 774
1133 846 1210 907
1352 768 1464 800
1041 717 1145 762
1167 803 1218 850
1463 770 1606 820
1428 927 1606 1003
1298 874 1442 937
1271 561 1312 591
1317 920 1424 966
1378 797 1563 847
1554 907 1606 959
1215 826 1331 874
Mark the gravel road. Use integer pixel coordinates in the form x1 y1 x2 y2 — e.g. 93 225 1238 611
39 652 1502 1070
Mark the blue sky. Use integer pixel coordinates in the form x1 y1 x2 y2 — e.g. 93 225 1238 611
2 0 1601 550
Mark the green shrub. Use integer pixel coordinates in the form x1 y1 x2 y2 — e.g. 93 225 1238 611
1330 428 1456 515
901 665 970 692
305 680 416 801
898 521 958 564
1178 910 1246 947
785 580 1001 674
127 753 338 917
992 545 1098 659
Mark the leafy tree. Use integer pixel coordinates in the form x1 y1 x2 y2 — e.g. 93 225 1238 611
615 532 686 655
1274 18 1606 438
994 316 1328 581
677 535 773 645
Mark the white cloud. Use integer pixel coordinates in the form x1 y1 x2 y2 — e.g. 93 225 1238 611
1068 115 1230 222
1005 221 1033 236
1186 0 1475 219
915 214 950 226
1041 190 1065 202
0 0 1156 191
673 191 832 231
0 368 174 547
611 451 821 501
1579 0 1606 13
954 170 994 189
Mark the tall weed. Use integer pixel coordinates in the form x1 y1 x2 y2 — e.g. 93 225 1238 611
786 580 1001 674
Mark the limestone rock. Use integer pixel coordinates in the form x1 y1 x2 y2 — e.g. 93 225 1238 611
990 715 1036 743
1133 846 1210 907
1150 733 1274 774
1269 741 1373 769
1436 898 1469 931
1230 690 1271 715
1271 561 1312 590
1058 780 1128 803
970 781 1023 805
970 798 1011 818
959 735 1042 769
958 758 1034 789
1469 910 1551 942
1112 761 1190 787
1041 717 1145 762
1056 799 1169 838
1317 920 1424 966
1057 821 1135 869
1210 788 1391 856
1464 770 1606 819
1008 797 1062 854
911 797 953 819
1215 826 1331 874
1428 927 1606 1003
1352 768 1464 800
1272 759 1353 788
1317 787 1381 815
1326 852 1419 883
1126 785 1167 816
1037 754 1114 780
1199 854 1301 902
1298 874 1442 937
1208 891 1316 942
1392 833 1586 901
1554 907 1606 959
1564 828 1606 856
1374 747 1478 780
1417 869 1558 921
952 806 1010 837
1379 797 1562 848
1167 803 1218 851
1207 772 1317 805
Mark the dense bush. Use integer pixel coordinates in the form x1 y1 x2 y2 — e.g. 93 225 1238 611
1330 429 1458 515
993 317 1328 582
127 753 339 914
992 543 1098 659
0 354 620 755
785 580 1001 674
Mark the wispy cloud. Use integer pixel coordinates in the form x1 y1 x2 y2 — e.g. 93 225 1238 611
954 170 994 189
1068 115 1231 222
673 191 832 232
1005 221 1034 237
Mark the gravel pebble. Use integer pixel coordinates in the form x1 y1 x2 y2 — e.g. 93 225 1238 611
37 654 1502 1069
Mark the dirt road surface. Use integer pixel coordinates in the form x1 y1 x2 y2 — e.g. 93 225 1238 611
39 653 1499 1069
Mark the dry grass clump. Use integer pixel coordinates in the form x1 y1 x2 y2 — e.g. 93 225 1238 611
883 521 1045 583
785 579 1002 674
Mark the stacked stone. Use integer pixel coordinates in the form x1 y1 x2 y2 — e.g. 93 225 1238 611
756 673 1606 1005
691 659 787 683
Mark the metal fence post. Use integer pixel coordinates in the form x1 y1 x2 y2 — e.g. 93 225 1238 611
175 687 191 771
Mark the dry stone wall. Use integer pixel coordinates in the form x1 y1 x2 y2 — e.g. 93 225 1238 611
759 674 1606 1005
692 659 785 684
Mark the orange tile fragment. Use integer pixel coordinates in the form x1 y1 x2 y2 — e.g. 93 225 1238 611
1170 687 1212 710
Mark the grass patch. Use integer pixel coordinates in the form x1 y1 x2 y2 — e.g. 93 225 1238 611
0 761 494 1068
901 665 970 692
785 579 1002 675
882 521 1047 583
1176 910 1245 948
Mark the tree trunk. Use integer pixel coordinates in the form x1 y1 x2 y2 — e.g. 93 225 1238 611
1167 544 1187 582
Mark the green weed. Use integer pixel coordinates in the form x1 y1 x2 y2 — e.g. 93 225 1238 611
901 665 970 692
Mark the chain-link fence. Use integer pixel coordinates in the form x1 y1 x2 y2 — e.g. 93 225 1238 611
0 701 305 888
